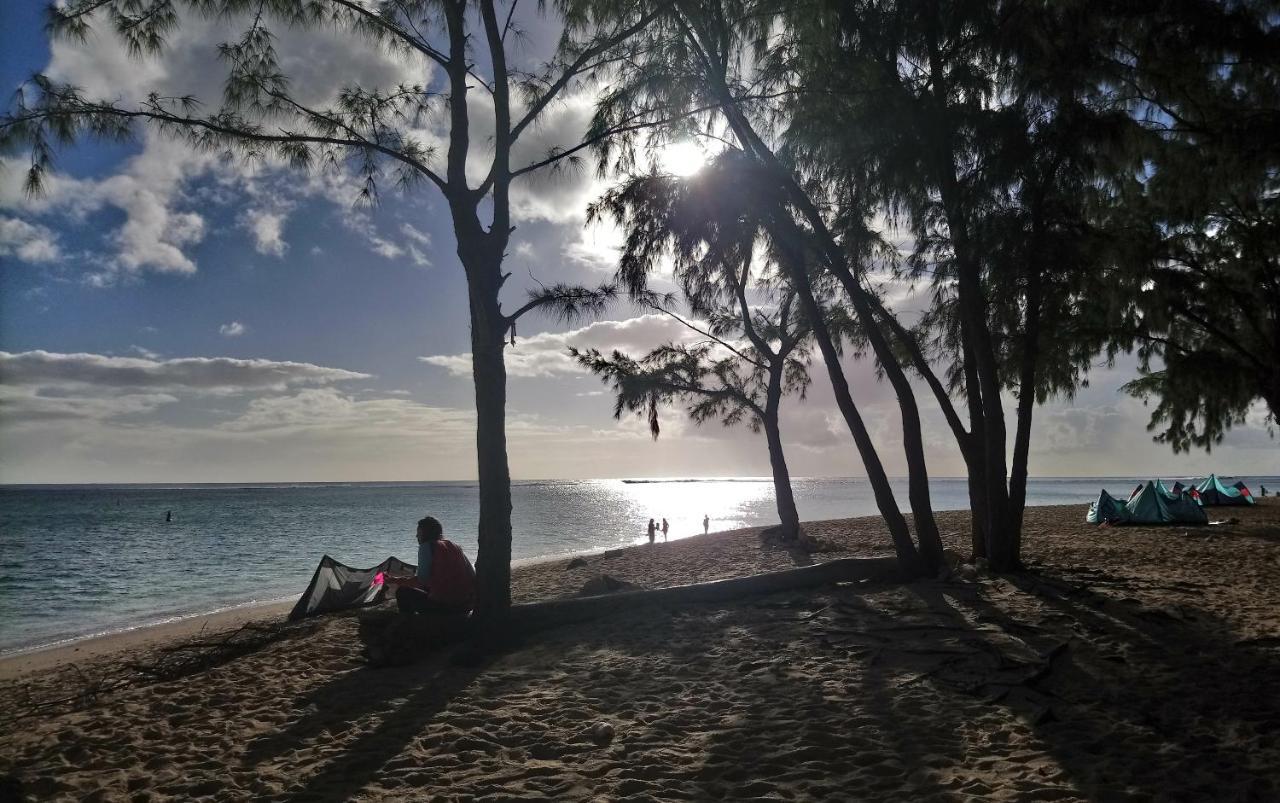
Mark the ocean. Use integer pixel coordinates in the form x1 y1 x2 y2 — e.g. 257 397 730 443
1 475 1274 654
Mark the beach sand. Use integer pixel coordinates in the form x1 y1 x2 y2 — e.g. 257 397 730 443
3 502 1279 801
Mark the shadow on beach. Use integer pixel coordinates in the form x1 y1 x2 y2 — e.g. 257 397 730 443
5 504 1280 800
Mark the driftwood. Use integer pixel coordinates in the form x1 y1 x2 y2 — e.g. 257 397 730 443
507 556 901 633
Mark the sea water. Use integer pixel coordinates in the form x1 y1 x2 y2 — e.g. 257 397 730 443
1 475 1273 653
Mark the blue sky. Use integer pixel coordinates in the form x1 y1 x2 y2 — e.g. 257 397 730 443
1 2 1274 483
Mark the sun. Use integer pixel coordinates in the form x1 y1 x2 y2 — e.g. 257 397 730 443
657 141 707 177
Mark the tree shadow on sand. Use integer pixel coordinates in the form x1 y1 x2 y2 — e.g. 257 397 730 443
237 565 1280 801
691 568 1280 800
896 570 1280 800
240 611 500 802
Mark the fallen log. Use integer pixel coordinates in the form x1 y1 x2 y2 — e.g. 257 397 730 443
505 556 901 633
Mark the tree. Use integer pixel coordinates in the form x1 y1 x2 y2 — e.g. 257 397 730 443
574 291 811 539
588 98 943 573
1102 0 1280 449
1 0 663 620
770 0 1164 567
582 164 816 537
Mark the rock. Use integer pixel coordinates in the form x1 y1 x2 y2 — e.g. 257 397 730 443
576 574 641 597
587 721 615 745
566 557 588 570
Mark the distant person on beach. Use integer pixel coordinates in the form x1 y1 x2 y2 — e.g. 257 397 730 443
1262 485 1268 497
661 518 669 540
703 514 709 535
647 518 657 544
391 516 476 615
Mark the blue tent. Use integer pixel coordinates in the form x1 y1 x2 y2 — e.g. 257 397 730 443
1194 474 1255 506
1087 481 1208 526
1086 490 1131 525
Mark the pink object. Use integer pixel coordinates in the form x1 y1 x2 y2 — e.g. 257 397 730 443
373 572 385 586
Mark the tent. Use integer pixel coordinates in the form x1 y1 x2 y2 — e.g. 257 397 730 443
1127 481 1209 524
1194 474 1256 506
1087 481 1208 526
289 555 415 621
1086 490 1131 525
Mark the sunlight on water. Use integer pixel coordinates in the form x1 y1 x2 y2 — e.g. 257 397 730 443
609 478 774 542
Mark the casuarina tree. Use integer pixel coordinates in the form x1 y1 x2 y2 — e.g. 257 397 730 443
577 164 814 538
1 0 665 620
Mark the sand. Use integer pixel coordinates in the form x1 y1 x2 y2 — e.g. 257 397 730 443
3 501 1280 801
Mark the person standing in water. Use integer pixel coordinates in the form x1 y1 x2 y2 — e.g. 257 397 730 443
703 514 709 535
165 510 172 523
661 518 669 540
647 518 657 544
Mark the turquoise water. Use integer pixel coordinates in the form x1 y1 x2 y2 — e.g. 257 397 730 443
1 475 1273 653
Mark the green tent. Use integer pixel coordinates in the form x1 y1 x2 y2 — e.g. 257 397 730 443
1086 490 1131 525
1127 481 1209 524
1194 474 1255 506
1088 481 1208 526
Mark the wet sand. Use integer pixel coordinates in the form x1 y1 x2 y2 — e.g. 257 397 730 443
2 501 1279 801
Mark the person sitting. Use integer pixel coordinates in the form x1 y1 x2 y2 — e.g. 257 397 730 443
393 516 476 616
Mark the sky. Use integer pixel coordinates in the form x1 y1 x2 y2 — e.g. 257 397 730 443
0 2 1274 484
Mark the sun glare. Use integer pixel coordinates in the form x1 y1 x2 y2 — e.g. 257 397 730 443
658 141 707 177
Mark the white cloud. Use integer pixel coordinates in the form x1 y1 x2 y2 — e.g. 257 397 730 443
372 238 404 259
244 210 288 257
0 350 367 394
219 321 247 337
1 5 433 280
400 223 431 246
0 216 62 263
1 137 212 279
421 313 705 378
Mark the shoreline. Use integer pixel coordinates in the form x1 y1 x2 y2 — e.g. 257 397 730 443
0 520 763 681
4 497 1271 682
3 502 1278 800
0 541 640 674
0 599 298 681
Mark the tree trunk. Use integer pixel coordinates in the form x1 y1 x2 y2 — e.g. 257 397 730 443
964 445 989 560
460 236 514 623
844 289 945 572
1009 239 1045 550
699 62 922 574
763 369 801 540
922 16 1015 570
769 236 922 574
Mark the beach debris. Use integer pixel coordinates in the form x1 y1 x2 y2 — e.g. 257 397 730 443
1 620 318 725
566 557 588 570
586 721 615 745
576 574 642 597
128 620 316 682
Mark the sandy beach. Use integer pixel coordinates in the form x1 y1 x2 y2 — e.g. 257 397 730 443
3 501 1280 801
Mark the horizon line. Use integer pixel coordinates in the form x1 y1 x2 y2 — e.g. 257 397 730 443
3 473 1271 489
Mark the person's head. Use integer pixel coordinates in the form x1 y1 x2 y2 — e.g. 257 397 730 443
416 516 443 544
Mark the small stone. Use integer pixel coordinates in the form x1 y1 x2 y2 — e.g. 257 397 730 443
587 721 615 745
566 557 588 570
